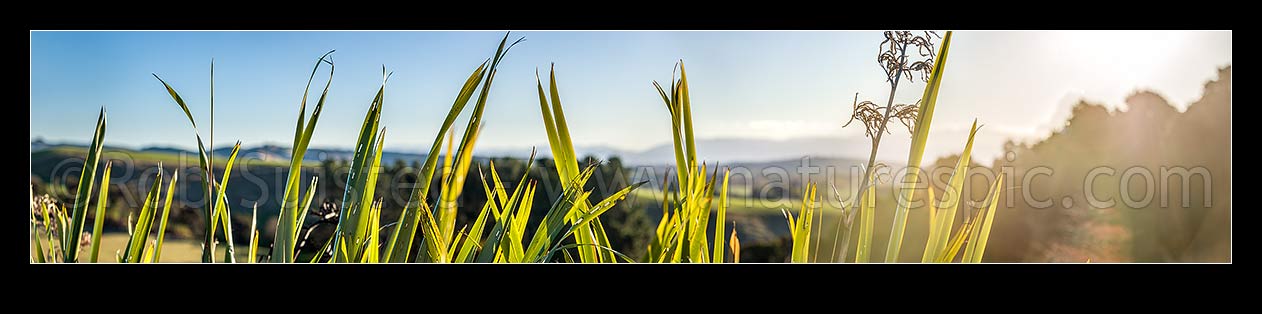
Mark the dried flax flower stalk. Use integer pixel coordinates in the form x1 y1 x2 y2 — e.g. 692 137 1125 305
828 30 941 262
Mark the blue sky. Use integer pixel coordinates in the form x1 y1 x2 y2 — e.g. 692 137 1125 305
30 31 1232 161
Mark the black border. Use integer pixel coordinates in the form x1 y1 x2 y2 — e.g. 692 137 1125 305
33 263 1231 292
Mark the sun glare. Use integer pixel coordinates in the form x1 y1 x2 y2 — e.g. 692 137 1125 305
1049 31 1187 79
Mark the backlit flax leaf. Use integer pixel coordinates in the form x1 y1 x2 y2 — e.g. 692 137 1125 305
884 31 953 263
65 108 106 262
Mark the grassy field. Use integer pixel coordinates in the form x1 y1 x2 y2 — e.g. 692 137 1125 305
626 187 847 260
34 146 313 168
628 188 847 214
626 184 942 262
31 231 250 263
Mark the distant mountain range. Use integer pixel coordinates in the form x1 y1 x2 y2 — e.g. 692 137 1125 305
477 137 879 166
31 140 430 166
196 144 431 166
478 127 1018 166
32 124 1013 167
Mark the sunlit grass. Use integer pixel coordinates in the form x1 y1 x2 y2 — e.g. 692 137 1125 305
33 232 248 263
639 61 742 263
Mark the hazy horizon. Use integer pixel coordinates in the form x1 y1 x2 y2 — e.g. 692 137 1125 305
30 31 1232 163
